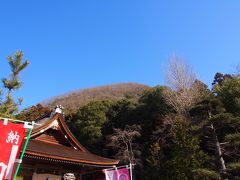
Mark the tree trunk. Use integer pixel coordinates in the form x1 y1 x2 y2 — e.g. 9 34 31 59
210 123 227 175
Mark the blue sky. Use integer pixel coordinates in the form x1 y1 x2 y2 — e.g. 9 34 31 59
0 1 240 109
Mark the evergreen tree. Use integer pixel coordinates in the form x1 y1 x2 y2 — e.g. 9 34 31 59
166 119 209 180
69 100 113 151
0 51 29 117
212 75 240 178
191 73 240 179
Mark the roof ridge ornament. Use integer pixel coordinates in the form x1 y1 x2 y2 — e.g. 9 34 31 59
50 105 65 118
54 105 64 114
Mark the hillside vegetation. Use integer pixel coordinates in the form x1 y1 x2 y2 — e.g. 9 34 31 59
42 83 150 110
16 58 240 179
18 71 240 179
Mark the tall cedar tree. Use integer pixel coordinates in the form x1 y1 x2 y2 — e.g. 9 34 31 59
191 73 240 179
212 74 240 178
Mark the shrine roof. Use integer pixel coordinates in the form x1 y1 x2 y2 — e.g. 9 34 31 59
24 107 119 166
25 139 119 166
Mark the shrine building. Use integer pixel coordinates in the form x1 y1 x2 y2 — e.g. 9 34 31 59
17 107 119 180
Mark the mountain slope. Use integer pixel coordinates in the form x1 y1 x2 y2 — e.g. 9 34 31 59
42 83 150 110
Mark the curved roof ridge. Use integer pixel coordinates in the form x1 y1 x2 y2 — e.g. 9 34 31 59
31 112 87 152
25 111 119 166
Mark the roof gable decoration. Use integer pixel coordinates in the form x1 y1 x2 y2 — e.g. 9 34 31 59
50 120 59 130
31 109 87 152
53 105 64 114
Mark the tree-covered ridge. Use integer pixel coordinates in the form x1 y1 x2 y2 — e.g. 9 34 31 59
65 71 240 179
42 83 150 111
16 58 240 179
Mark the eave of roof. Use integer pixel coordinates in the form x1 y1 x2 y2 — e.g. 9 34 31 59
25 140 119 166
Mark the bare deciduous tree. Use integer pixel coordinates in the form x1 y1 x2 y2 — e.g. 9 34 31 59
164 56 205 115
107 125 142 166
165 55 196 91
235 65 240 77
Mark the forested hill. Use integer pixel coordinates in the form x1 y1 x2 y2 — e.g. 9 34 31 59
17 72 240 179
42 83 150 110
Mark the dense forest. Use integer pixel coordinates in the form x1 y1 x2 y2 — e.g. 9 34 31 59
1 52 240 179
63 71 240 180
20 75 240 179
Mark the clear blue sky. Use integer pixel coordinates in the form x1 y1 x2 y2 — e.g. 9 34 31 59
0 1 240 109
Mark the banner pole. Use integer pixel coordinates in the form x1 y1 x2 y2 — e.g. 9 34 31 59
13 123 33 180
130 163 133 180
